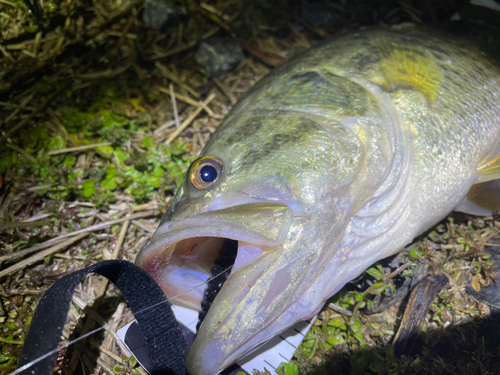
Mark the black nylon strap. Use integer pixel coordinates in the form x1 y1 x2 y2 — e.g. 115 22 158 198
17 260 187 375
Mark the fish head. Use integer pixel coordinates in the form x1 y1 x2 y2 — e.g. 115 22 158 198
136 108 364 374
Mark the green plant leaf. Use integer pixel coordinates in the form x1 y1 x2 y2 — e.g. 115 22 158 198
81 180 96 198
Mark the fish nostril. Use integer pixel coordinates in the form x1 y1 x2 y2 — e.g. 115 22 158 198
197 239 238 331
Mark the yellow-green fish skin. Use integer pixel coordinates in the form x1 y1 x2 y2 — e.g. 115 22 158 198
136 25 500 375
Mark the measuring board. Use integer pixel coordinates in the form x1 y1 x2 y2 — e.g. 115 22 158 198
117 305 315 374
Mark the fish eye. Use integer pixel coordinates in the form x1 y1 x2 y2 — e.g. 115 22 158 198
190 157 223 190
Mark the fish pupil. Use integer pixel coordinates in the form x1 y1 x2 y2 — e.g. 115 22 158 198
200 165 218 183
197 239 237 331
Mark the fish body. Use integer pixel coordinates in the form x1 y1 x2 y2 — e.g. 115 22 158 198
136 26 500 374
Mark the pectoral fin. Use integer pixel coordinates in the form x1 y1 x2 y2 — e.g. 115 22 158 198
455 180 500 215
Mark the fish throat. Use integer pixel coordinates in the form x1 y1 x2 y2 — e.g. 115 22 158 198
197 239 238 331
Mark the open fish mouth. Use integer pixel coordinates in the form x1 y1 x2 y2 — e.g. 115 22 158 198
136 235 266 328
135 202 294 329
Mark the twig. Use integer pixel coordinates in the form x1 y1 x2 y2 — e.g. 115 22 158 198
159 89 200 108
33 31 42 57
99 346 123 363
61 210 158 240
0 83 68 143
169 83 181 129
237 38 286 66
192 2 234 36
150 11 238 60
100 303 127 358
114 7 139 53
165 93 216 144
131 219 156 234
198 99 221 119
132 201 160 212
192 120 205 152
0 210 159 264
153 119 181 135
0 337 23 345
0 0 16 7
0 102 35 111
5 92 35 123
155 62 200 98
5 144 35 160
47 142 112 155
159 88 221 118
0 233 89 278
328 302 353 317
26 184 56 192
152 40 198 60
75 342 116 375
0 236 67 264
77 62 132 80
214 78 237 105
0 45 15 62
112 219 130 259
47 108 73 146
85 0 144 37
0 220 45 232
290 25 312 49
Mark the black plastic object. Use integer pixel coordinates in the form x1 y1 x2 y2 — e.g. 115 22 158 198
17 260 187 375
121 320 249 375
197 239 238 331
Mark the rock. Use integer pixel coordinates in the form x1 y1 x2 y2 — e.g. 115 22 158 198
195 38 245 78
299 2 338 27
466 244 500 309
143 0 182 30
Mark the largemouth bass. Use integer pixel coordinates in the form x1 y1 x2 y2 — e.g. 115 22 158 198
136 25 500 375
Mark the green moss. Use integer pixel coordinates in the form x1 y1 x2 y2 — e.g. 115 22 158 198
277 362 299 375
81 180 96 198
63 155 76 167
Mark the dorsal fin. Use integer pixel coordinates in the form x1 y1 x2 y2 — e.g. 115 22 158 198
377 39 442 103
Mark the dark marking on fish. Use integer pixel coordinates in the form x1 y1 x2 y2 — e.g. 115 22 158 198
224 117 264 145
240 117 317 167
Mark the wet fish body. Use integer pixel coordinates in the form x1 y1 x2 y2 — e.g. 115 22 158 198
136 26 500 374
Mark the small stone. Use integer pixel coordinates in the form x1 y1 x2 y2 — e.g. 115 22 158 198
12 295 23 307
195 38 245 78
471 274 483 292
143 0 183 30
8 311 18 319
